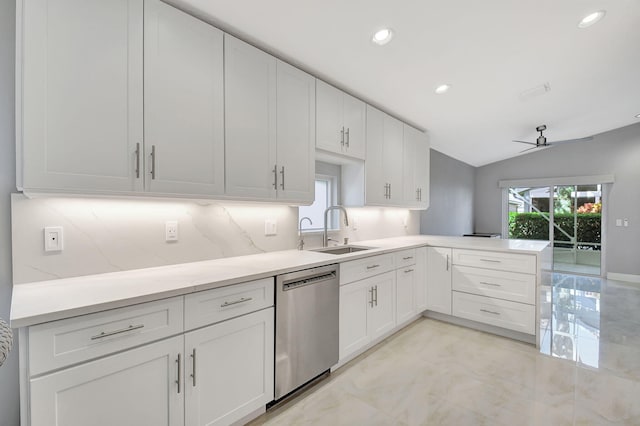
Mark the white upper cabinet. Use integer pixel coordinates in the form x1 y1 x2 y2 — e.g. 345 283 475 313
316 80 365 159
224 35 277 200
365 106 404 205
275 61 315 203
144 0 224 196
403 124 430 209
19 0 144 193
225 35 314 203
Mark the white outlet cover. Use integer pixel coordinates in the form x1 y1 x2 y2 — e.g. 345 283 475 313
165 221 178 242
44 226 63 252
265 219 277 236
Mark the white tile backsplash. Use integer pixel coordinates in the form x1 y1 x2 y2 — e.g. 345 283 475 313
11 194 419 284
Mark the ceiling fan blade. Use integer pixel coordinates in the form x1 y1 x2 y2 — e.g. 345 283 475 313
512 140 537 146
549 136 594 144
519 146 538 153
519 144 553 153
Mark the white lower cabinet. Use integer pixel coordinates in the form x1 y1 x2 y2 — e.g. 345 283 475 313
395 267 415 325
414 247 428 312
30 335 184 426
339 271 395 361
184 308 274 426
425 247 453 315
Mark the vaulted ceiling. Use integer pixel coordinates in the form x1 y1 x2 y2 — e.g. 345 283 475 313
170 0 640 166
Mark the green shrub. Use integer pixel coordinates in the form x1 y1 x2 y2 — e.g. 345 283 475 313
508 212 601 249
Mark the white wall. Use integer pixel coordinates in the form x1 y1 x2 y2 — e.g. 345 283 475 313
474 123 640 276
0 0 20 424
420 149 475 236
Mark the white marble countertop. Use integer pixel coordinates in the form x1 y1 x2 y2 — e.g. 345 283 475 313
10 235 548 328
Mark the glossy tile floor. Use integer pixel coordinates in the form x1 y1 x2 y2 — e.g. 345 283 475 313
252 273 640 425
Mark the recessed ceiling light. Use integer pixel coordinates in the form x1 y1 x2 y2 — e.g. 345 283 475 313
578 10 606 28
434 84 451 94
635 113 640 119
372 28 393 45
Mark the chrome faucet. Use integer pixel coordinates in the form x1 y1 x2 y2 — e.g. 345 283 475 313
323 206 349 247
298 217 312 250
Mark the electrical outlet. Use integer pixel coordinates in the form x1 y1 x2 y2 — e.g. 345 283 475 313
265 219 277 236
44 226 63 252
624 218 629 227
165 221 178 242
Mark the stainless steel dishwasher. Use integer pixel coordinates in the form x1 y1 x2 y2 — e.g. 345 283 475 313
273 264 339 401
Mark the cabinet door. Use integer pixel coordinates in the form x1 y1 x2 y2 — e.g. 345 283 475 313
383 113 404 205
184 308 274 426
368 271 396 341
396 267 415 325
365 106 388 205
402 125 418 207
315 80 343 154
275 61 315 203
339 280 371 360
144 0 224 196
426 247 452 315
224 35 277 199
414 247 428 312
30 336 183 426
21 0 143 193
415 131 430 209
342 93 366 159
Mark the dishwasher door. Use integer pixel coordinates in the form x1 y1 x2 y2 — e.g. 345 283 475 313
274 264 339 400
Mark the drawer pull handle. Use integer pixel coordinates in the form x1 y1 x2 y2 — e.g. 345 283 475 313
480 308 501 315
480 281 501 287
366 264 380 270
404 269 414 273
402 256 413 260
220 297 253 308
480 259 501 263
91 324 144 340
176 353 181 394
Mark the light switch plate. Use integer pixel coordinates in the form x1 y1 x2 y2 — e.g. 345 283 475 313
44 226 63 252
616 219 622 227
265 219 277 236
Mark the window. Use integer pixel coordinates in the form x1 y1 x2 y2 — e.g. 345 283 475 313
299 162 341 232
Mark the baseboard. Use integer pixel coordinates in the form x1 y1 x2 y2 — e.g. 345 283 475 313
607 272 640 283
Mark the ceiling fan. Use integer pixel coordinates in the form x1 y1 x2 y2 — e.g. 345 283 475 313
513 125 593 153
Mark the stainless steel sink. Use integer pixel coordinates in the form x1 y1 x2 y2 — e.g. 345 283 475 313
311 245 375 255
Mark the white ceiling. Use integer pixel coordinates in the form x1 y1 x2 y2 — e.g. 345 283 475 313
170 0 640 167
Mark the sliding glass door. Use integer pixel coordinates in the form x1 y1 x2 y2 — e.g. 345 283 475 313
506 185 602 276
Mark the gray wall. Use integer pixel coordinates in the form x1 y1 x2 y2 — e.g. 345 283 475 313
475 122 640 275
0 0 19 425
421 149 475 236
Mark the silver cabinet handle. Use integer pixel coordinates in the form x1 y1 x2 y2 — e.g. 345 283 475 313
190 348 196 387
366 264 380 270
91 324 144 340
480 281 501 287
404 269 414 273
388 183 391 199
446 254 450 271
416 188 420 201
369 287 374 307
374 285 378 306
150 145 156 180
280 166 285 190
340 126 345 146
135 143 140 178
419 188 422 201
345 128 350 147
480 259 501 263
480 308 501 315
403 256 413 260
272 165 278 189
176 353 182 394
220 297 253 308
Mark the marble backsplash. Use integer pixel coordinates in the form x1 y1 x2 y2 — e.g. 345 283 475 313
11 194 419 284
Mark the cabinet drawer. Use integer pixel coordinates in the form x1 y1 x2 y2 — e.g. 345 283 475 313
28 297 184 376
184 278 274 331
452 292 535 335
452 249 536 274
340 254 394 285
394 249 417 268
452 265 536 305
